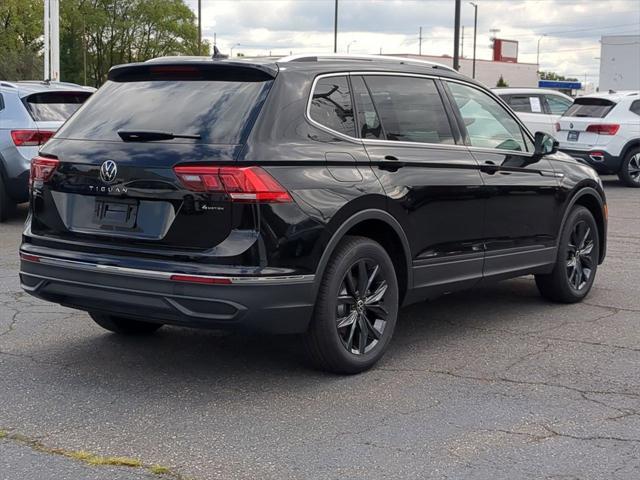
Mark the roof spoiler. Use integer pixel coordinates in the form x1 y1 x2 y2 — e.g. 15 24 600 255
108 61 278 81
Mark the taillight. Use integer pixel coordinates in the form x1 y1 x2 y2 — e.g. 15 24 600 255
586 124 620 135
173 165 292 203
554 122 561 132
11 129 55 146
30 156 59 186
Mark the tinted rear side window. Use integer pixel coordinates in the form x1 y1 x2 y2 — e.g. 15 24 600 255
309 76 355 137
24 91 91 122
56 76 273 145
630 100 640 116
505 95 544 113
563 98 615 118
364 76 454 144
351 76 383 139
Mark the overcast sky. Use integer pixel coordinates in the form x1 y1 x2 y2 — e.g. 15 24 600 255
186 0 640 82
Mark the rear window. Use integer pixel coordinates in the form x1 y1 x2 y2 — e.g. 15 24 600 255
24 91 91 122
56 72 273 145
563 98 615 118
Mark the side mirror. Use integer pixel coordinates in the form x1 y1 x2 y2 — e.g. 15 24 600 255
534 131 559 156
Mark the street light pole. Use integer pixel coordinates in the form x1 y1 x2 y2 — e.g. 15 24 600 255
453 0 461 70
347 40 357 53
537 34 546 73
230 43 240 57
470 2 477 79
197 0 202 54
333 0 338 53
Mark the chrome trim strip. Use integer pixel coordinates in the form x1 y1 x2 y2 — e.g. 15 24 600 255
279 53 455 72
21 254 315 285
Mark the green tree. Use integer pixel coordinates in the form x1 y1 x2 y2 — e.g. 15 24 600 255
496 75 508 87
0 0 43 80
61 0 209 87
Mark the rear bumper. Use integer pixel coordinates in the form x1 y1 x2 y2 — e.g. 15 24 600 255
560 148 622 174
19 251 316 334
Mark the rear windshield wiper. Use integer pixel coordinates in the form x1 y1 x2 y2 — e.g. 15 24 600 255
117 130 201 142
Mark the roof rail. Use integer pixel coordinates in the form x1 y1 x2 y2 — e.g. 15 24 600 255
278 53 456 72
0 81 19 89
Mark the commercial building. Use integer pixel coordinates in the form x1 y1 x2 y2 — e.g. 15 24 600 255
599 35 640 91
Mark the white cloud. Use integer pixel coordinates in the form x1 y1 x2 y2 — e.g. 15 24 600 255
186 0 640 81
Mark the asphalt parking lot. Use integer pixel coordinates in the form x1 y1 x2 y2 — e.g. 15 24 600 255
0 176 638 480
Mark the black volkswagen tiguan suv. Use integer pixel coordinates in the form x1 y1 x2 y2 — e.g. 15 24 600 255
20 55 607 373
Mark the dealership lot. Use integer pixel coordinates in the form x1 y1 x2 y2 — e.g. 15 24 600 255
0 177 638 479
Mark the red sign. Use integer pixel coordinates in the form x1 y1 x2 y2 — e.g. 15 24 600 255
493 39 518 63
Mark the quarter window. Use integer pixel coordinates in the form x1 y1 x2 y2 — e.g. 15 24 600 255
448 82 529 152
309 76 355 137
630 100 640 116
363 76 455 144
545 95 572 115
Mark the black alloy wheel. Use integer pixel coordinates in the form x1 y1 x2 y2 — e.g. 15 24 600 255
304 236 399 374
536 206 599 303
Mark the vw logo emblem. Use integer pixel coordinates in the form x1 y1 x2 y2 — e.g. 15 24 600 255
99 160 118 183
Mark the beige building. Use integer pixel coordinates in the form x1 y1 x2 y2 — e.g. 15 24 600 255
391 54 539 89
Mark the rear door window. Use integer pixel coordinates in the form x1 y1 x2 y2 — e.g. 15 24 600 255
563 98 615 118
56 69 273 145
506 95 544 114
309 75 355 137
23 91 91 122
363 75 455 144
351 76 383 140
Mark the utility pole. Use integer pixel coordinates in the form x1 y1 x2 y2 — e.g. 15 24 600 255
333 0 338 53
197 0 202 54
461 26 465 58
470 2 477 79
537 34 546 73
453 0 461 70
419 26 423 55
44 0 49 80
213 33 216 47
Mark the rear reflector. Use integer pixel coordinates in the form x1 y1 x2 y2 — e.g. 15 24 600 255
11 129 55 146
20 253 40 263
30 156 59 186
173 165 292 203
586 124 620 135
169 274 232 285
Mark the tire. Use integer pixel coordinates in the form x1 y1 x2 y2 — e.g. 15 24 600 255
0 177 15 223
304 235 399 374
535 206 599 303
89 312 163 335
617 147 640 188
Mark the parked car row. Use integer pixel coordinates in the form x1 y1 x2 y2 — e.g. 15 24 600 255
0 80 95 221
493 87 640 187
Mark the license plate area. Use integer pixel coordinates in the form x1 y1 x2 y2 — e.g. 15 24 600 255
94 198 138 227
567 130 580 141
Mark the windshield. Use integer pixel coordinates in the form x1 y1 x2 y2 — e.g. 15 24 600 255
24 91 92 122
56 77 273 145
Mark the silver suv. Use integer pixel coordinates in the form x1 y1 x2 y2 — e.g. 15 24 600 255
0 81 94 221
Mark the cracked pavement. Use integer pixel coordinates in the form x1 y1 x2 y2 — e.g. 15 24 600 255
0 177 638 479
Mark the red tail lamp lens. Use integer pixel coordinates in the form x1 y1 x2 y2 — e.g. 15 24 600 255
11 130 55 146
173 165 292 203
30 156 59 185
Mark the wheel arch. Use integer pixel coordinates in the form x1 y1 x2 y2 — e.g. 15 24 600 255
619 138 640 163
560 187 607 264
314 209 412 304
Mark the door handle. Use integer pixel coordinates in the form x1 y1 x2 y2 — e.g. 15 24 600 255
480 160 500 174
378 155 405 172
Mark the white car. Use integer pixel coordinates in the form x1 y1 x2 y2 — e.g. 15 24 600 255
556 91 640 187
492 88 573 136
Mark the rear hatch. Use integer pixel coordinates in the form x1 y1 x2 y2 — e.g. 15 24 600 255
556 97 618 149
29 62 276 257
